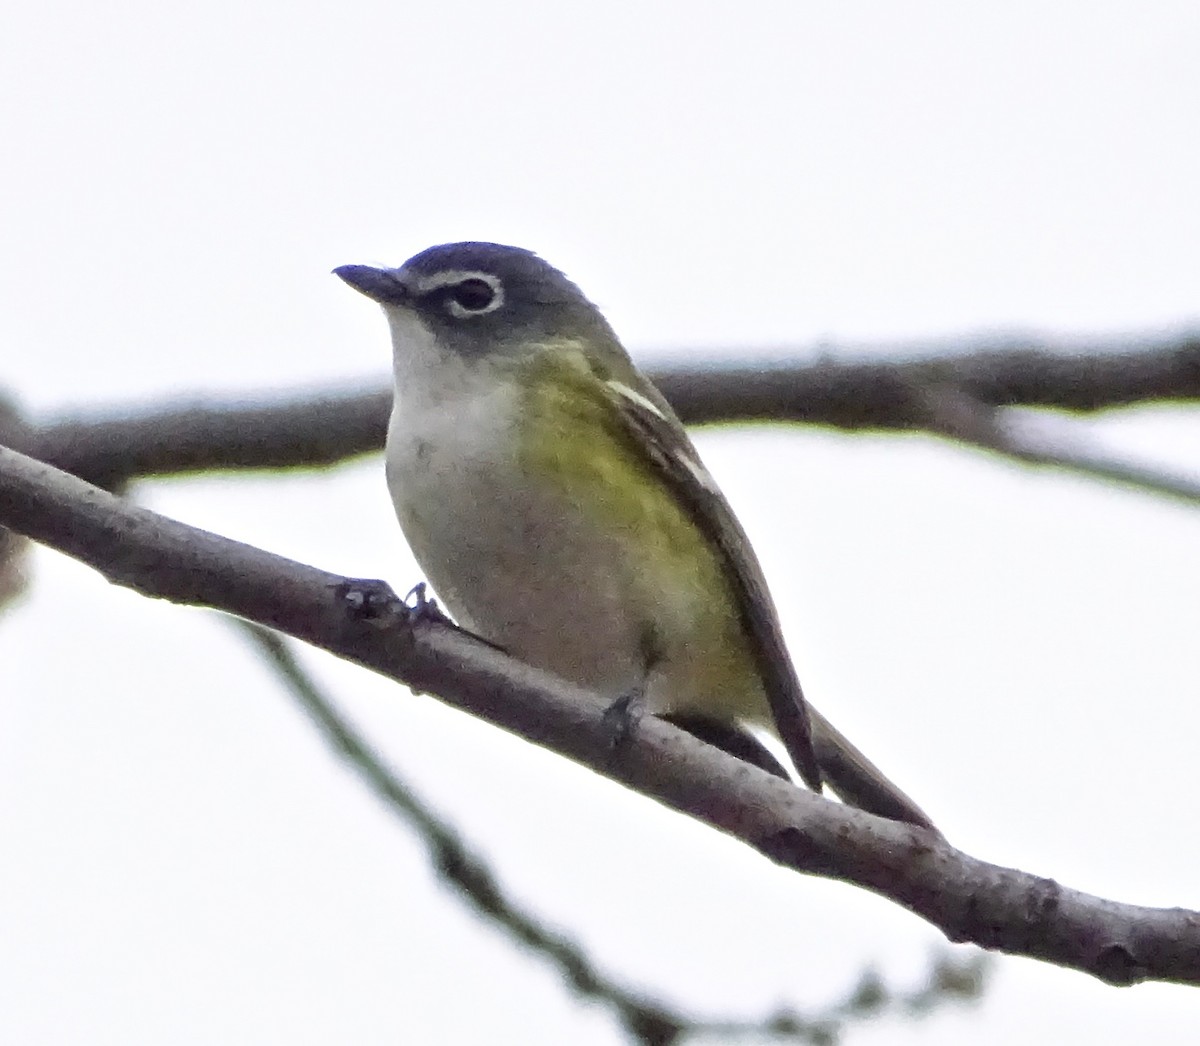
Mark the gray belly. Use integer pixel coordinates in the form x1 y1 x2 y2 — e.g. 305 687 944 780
386 413 647 699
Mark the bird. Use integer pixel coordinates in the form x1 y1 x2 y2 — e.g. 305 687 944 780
335 242 935 831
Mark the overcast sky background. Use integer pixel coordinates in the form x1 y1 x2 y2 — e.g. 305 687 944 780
3 2 1199 1043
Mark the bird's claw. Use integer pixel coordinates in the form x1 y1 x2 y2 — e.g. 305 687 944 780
601 689 645 750
336 578 406 625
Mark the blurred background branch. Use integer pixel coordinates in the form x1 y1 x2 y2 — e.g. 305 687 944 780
8 330 1198 497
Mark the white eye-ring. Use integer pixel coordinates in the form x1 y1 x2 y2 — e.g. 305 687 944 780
417 270 505 319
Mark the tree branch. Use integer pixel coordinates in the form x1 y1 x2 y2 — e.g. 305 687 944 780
0 396 31 611
17 332 1200 489
2 443 1199 987
653 332 1200 425
25 388 393 490
910 383 1200 507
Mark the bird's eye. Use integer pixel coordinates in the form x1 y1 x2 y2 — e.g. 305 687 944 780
447 278 496 313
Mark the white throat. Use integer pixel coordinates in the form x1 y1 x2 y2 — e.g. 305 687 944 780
385 307 472 406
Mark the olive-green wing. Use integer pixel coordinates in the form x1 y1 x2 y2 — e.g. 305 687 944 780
608 377 938 832
606 377 821 788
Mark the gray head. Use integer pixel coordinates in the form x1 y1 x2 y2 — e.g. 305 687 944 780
334 242 622 362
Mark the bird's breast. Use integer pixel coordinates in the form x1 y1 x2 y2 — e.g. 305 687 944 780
384 373 769 727
385 379 647 696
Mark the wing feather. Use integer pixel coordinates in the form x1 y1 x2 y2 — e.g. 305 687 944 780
607 378 823 790
607 377 938 832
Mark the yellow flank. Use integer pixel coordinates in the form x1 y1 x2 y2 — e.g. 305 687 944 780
516 344 769 724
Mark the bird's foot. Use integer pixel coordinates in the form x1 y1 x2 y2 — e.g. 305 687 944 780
336 577 407 627
601 688 645 751
404 581 453 625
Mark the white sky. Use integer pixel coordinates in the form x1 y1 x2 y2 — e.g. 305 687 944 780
2 2 1200 1043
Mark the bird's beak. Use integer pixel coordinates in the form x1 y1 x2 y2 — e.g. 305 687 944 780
333 264 411 305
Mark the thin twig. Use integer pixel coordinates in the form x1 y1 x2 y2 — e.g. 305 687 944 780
911 382 1200 507
231 620 680 1043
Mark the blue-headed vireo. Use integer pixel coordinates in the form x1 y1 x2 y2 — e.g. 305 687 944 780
335 243 935 831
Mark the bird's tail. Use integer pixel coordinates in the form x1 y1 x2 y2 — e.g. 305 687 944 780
807 705 939 834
